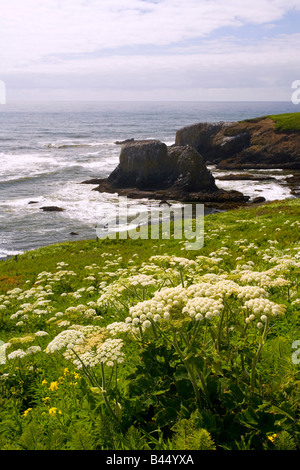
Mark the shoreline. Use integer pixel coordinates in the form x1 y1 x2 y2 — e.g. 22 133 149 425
0 195 296 262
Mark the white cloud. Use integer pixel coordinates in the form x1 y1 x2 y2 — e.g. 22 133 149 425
1 0 300 99
2 0 300 69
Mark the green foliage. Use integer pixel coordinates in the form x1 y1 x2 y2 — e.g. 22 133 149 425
273 431 297 450
170 415 216 450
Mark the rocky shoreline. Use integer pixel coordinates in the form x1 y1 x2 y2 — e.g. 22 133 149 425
175 117 300 169
82 117 300 210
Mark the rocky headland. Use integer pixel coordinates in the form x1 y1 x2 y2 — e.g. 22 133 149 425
175 117 300 170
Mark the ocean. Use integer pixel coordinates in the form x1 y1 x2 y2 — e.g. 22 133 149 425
0 100 298 259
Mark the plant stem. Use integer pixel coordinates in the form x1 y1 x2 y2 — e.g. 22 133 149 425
179 268 185 288
251 320 269 392
217 306 226 352
100 362 121 428
172 333 201 406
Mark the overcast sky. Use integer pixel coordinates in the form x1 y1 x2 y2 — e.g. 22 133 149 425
1 0 300 101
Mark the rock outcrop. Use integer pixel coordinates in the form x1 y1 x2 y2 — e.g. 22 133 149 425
175 118 300 169
40 206 65 212
88 139 249 208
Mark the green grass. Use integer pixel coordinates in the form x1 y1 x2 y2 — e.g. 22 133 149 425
243 112 300 132
267 112 300 132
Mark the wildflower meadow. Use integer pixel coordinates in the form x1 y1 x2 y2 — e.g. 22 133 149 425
0 199 299 451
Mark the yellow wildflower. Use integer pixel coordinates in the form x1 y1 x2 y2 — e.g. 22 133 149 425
49 407 57 416
63 368 69 376
42 397 50 404
23 408 32 417
268 434 278 443
49 381 58 392
41 379 48 386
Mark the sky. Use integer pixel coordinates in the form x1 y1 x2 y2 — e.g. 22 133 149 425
1 0 300 101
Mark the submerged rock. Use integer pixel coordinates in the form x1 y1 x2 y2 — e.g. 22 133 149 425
40 206 65 212
252 196 266 204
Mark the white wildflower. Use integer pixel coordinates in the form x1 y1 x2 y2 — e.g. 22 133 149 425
8 349 27 360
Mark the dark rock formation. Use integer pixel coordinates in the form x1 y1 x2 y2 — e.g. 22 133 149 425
175 118 300 169
102 140 217 192
91 139 249 208
252 196 266 204
40 206 65 212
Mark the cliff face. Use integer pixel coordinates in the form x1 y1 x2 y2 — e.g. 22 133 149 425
175 118 300 169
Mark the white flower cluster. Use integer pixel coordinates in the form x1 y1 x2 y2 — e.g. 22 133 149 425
106 321 135 336
187 279 244 299
97 283 127 307
64 304 97 318
128 285 188 327
72 338 125 369
183 297 224 321
7 349 27 360
7 345 42 360
244 298 286 325
97 338 125 367
236 285 268 300
46 329 86 353
120 274 158 288
238 270 273 286
149 255 197 269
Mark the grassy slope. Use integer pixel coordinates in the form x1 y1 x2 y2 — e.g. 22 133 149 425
243 112 300 131
267 112 300 132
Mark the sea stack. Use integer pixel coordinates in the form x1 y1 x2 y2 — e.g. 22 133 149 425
88 139 249 207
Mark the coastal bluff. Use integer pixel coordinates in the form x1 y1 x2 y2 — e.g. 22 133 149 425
84 139 249 207
175 117 300 169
